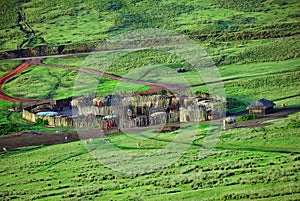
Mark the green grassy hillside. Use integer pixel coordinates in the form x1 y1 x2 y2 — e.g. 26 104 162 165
0 113 299 200
0 0 299 59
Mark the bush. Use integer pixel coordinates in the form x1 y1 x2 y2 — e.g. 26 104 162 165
226 97 247 110
237 114 257 121
43 119 49 125
35 118 49 125
285 120 300 129
0 123 23 136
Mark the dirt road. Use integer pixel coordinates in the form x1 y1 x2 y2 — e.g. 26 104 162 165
1 107 299 150
0 62 43 103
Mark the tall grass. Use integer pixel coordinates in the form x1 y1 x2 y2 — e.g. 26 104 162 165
219 37 300 65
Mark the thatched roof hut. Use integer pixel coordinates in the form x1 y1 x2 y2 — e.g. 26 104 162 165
247 98 275 115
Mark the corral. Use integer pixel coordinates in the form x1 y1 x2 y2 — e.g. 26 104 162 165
22 95 225 129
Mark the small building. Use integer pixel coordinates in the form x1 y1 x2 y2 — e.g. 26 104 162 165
247 98 276 115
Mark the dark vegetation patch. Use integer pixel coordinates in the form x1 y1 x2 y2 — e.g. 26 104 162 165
237 114 257 122
35 118 48 126
0 123 23 136
226 97 248 111
211 0 267 12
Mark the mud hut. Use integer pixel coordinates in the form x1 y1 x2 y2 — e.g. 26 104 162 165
247 98 275 115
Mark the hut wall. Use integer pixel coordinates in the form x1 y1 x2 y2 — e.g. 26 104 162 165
249 109 265 115
249 107 273 115
180 107 207 122
22 109 37 122
265 107 274 114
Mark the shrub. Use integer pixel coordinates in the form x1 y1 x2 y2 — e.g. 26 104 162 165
35 118 49 125
237 114 257 122
226 97 247 110
285 119 300 129
43 119 49 125
0 123 23 136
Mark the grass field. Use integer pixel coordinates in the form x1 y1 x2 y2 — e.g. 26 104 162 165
0 0 299 55
0 112 299 200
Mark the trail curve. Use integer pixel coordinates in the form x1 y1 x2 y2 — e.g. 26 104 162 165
0 60 188 103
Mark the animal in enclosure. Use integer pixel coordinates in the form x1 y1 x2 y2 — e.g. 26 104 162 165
103 138 111 143
127 108 132 117
127 108 136 119
71 99 81 108
84 138 94 144
223 116 236 130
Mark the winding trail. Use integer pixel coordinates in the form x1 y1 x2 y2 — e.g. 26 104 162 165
0 59 188 103
0 61 45 104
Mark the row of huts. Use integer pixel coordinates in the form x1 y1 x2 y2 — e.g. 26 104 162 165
22 95 276 128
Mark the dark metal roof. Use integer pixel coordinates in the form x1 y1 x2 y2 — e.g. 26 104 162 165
247 98 276 110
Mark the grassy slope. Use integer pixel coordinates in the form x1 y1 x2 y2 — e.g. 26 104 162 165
0 0 299 53
0 113 299 200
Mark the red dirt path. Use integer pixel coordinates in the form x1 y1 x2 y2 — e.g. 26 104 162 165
0 60 187 104
0 62 43 103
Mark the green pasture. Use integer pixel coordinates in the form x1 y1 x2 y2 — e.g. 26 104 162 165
216 112 300 153
42 36 300 75
0 0 299 53
0 112 299 200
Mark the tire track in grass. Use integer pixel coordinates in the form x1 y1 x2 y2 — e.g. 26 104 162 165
44 67 71 100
